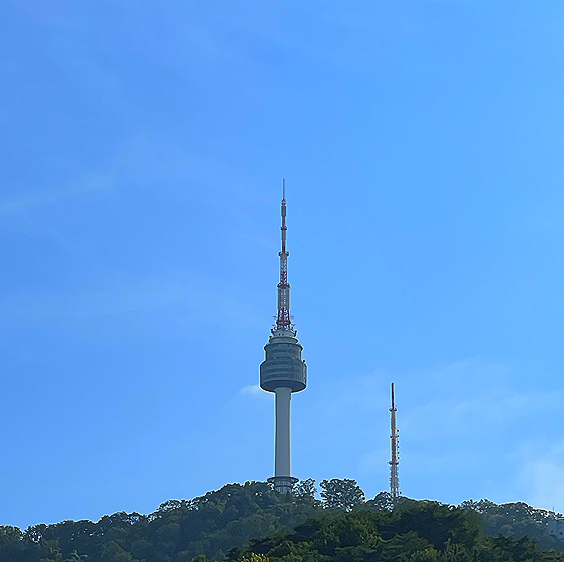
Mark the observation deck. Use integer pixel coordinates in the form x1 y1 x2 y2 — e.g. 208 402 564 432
259 329 307 393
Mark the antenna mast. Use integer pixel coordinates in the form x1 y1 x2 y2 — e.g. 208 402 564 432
276 179 291 329
390 382 400 505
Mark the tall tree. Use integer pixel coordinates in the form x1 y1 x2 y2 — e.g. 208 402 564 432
319 479 365 511
294 479 317 499
366 491 395 511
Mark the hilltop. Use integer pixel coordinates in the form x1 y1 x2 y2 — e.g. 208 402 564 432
1 480 563 562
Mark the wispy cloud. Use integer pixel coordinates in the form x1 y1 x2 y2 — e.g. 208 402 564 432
0 274 262 329
515 440 564 512
0 170 114 216
114 132 243 198
17 1 83 29
1 129 249 220
240 385 269 399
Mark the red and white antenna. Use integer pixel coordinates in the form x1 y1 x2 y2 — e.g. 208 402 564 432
276 179 292 330
390 382 400 504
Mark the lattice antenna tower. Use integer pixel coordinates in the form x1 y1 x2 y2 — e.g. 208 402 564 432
390 382 400 504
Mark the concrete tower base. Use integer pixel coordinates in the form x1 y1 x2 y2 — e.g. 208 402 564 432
268 476 298 494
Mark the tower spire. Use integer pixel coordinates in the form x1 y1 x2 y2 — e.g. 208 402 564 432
276 179 291 330
390 382 400 505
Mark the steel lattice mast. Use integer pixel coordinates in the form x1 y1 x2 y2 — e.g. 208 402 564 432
390 382 400 504
259 181 307 494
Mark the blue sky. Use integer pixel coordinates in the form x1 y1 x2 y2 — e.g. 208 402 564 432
2 0 564 529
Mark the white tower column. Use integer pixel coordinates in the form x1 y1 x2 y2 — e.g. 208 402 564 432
274 386 292 478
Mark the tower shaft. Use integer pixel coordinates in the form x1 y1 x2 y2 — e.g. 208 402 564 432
274 387 292 477
390 382 400 504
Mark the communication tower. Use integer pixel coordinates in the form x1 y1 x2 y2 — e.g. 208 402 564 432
259 181 307 494
390 382 400 504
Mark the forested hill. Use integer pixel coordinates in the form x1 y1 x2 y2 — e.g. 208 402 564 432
1 480 563 562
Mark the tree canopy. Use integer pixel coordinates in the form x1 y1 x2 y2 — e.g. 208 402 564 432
231 502 564 562
0 480 563 562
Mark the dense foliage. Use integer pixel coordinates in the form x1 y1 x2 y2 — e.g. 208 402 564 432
231 502 564 562
0 481 563 562
0 482 318 562
459 499 564 549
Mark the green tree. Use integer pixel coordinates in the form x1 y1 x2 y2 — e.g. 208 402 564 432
294 479 317 499
366 491 395 511
393 502 481 550
320 479 365 511
0 526 22 544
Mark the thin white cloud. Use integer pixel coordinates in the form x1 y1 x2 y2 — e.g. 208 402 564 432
0 275 262 329
0 170 114 216
358 449 389 474
17 1 83 29
114 132 242 197
515 439 564 513
528 461 564 512
1 130 248 220
240 385 269 399
404 387 562 440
